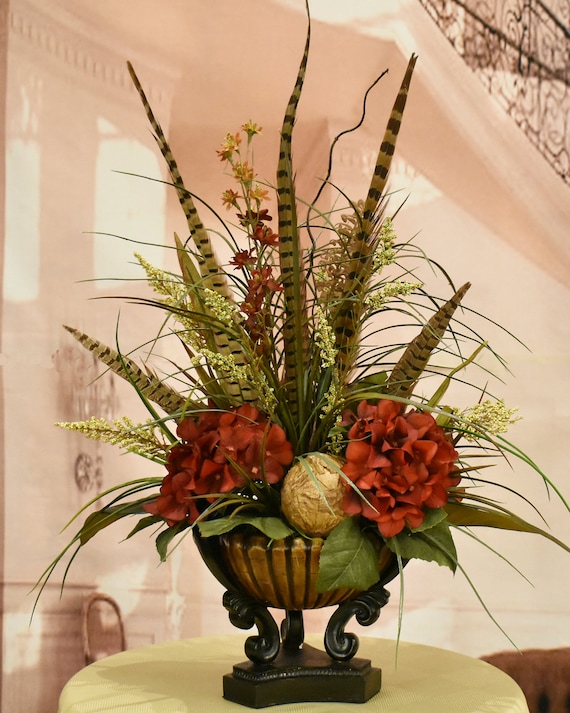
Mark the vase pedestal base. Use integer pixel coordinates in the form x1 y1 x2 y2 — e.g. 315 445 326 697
223 643 381 709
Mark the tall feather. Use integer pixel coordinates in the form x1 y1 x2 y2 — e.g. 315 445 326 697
360 55 417 239
127 62 230 299
385 282 471 398
126 63 256 404
276 8 311 432
333 55 418 376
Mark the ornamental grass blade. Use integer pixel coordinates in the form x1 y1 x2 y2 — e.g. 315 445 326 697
79 501 151 545
385 282 471 398
277 8 311 432
333 55 417 375
445 502 570 553
64 325 186 414
174 231 202 289
127 64 256 404
427 341 487 408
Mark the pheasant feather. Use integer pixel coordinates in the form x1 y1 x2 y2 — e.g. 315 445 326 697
360 55 417 238
276 10 311 434
127 62 230 299
127 63 256 404
333 55 417 376
385 282 471 398
64 326 186 414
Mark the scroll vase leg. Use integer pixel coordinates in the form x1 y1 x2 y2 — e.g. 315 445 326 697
324 583 391 661
222 590 281 664
281 610 305 651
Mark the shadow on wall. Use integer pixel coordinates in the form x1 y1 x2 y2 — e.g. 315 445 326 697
3 589 85 713
6 588 131 712
82 592 126 665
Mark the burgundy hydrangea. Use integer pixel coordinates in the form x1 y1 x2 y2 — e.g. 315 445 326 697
144 404 294 527
341 399 460 538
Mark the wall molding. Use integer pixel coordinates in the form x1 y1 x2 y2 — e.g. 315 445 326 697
9 0 176 113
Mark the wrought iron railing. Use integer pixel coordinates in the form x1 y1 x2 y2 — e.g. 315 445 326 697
417 0 570 185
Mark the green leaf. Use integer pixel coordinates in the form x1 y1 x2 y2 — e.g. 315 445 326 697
79 501 149 545
316 517 379 593
445 502 570 553
125 515 163 540
409 507 448 533
155 524 186 562
198 515 294 540
386 520 457 572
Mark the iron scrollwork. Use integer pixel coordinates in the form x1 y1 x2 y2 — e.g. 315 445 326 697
223 583 390 666
223 591 281 664
324 583 391 661
418 0 570 185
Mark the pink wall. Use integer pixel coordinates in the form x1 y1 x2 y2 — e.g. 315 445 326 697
2 1 569 710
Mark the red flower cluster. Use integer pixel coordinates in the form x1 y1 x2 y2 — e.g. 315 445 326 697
229 248 255 269
241 266 282 345
251 222 278 246
237 208 272 226
238 209 279 246
144 405 294 527
342 400 460 538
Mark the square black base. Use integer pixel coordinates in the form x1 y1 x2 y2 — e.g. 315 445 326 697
223 643 382 708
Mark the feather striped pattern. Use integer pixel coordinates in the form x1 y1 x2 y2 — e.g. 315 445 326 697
127 62 230 299
276 16 311 429
360 55 417 238
64 326 186 414
126 63 256 405
385 282 471 399
333 55 418 374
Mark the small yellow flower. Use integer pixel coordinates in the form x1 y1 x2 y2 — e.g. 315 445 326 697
135 252 186 301
373 218 397 269
461 399 521 441
242 120 262 138
365 280 422 311
216 132 242 161
233 161 255 183
55 417 168 459
202 288 241 326
221 188 240 209
314 306 338 368
250 185 269 203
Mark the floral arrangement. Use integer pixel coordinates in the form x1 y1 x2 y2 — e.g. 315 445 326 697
38 13 568 623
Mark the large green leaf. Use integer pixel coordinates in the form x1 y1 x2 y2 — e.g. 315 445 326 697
445 502 570 553
198 515 294 540
386 520 457 572
155 523 187 562
316 517 379 592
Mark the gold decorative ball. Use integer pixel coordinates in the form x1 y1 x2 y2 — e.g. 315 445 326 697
281 454 347 537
